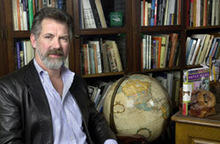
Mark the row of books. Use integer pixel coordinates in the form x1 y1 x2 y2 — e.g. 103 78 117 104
186 34 220 66
12 0 66 31
15 40 34 69
88 81 113 112
187 0 220 27
81 39 123 75
141 0 181 26
79 0 107 29
88 71 181 112
141 33 180 70
153 71 181 107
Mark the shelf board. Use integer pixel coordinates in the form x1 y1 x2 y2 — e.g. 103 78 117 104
13 31 30 38
141 25 183 34
183 65 203 70
187 25 220 30
82 71 125 78
142 67 181 73
186 26 220 34
75 27 127 36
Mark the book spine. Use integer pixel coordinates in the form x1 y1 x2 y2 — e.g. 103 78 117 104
28 0 34 29
16 42 21 69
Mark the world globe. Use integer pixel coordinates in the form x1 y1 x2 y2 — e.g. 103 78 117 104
103 74 171 142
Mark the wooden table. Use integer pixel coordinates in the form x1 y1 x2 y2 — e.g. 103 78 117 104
171 104 220 144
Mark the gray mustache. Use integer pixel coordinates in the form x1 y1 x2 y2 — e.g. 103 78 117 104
47 49 64 56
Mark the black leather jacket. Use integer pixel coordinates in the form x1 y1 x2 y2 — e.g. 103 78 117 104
0 60 116 144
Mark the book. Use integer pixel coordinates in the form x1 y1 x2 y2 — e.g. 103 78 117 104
88 43 96 74
160 35 167 68
193 34 207 64
82 43 89 74
187 38 197 65
81 0 96 28
183 67 210 91
89 0 102 28
168 33 178 67
89 40 102 73
105 40 123 72
152 36 162 68
28 0 34 29
25 40 34 64
12 0 19 30
100 39 110 73
96 81 113 112
94 0 107 28
16 41 21 69
190 38 201 65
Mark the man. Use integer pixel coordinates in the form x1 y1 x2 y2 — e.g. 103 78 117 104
0 7 118 144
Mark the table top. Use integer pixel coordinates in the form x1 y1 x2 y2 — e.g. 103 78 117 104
171 104 220 128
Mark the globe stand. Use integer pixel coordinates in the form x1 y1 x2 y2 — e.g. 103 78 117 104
117 134 148 144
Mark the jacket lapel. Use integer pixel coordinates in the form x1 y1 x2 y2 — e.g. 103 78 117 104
23 60 53 144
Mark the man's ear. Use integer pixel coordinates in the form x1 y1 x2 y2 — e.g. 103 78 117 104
30 34 37 48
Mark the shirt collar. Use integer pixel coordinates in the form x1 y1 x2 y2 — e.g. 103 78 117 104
33 58 75 85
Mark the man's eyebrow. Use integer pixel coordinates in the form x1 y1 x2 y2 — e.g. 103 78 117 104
43 33 54 36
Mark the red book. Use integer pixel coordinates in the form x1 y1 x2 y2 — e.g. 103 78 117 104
168 33 179 67
203 0 207 26
143 0 146 26
154 0 158 26
152 36 162 68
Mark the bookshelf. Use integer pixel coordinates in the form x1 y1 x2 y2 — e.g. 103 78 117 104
0 0 220 142
0 0 9 76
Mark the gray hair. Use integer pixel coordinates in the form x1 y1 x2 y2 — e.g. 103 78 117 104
30 7 73 40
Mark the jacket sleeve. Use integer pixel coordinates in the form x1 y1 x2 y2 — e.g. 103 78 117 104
0 81 24 144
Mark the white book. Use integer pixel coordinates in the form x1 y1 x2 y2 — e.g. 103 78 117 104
12 0 19 31
187 39 197 65
145 35 149 69
95 0 107 28
211 0 216 25
23 41 27 65
204 35 214 64
25 40 34 64
22 10 28 30
142 35 146 69
164 0 169 25
141 1 143 26
191 34 206 64
82 0 96 28
215 0 219 25
190 38 201 65
79 0 85 29
148 35 152 69
145 1 148 26
167 0 175 25
198 34 211 64
196 0 201 26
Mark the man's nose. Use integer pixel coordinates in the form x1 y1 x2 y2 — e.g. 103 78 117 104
53 38 61 49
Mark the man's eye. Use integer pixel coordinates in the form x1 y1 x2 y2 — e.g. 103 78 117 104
61 37 69 42
45 36 53 39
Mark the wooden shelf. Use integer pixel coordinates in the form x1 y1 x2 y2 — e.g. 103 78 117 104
75 27 127 36
141 25 184 34
82 71 125 78
13 31 30 38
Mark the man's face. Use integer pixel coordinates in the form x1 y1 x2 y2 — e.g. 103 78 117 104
31 18 70 70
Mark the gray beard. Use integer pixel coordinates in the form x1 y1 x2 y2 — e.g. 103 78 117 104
36 48 66 70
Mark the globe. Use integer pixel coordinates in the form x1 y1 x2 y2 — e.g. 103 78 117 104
103 74 171 142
